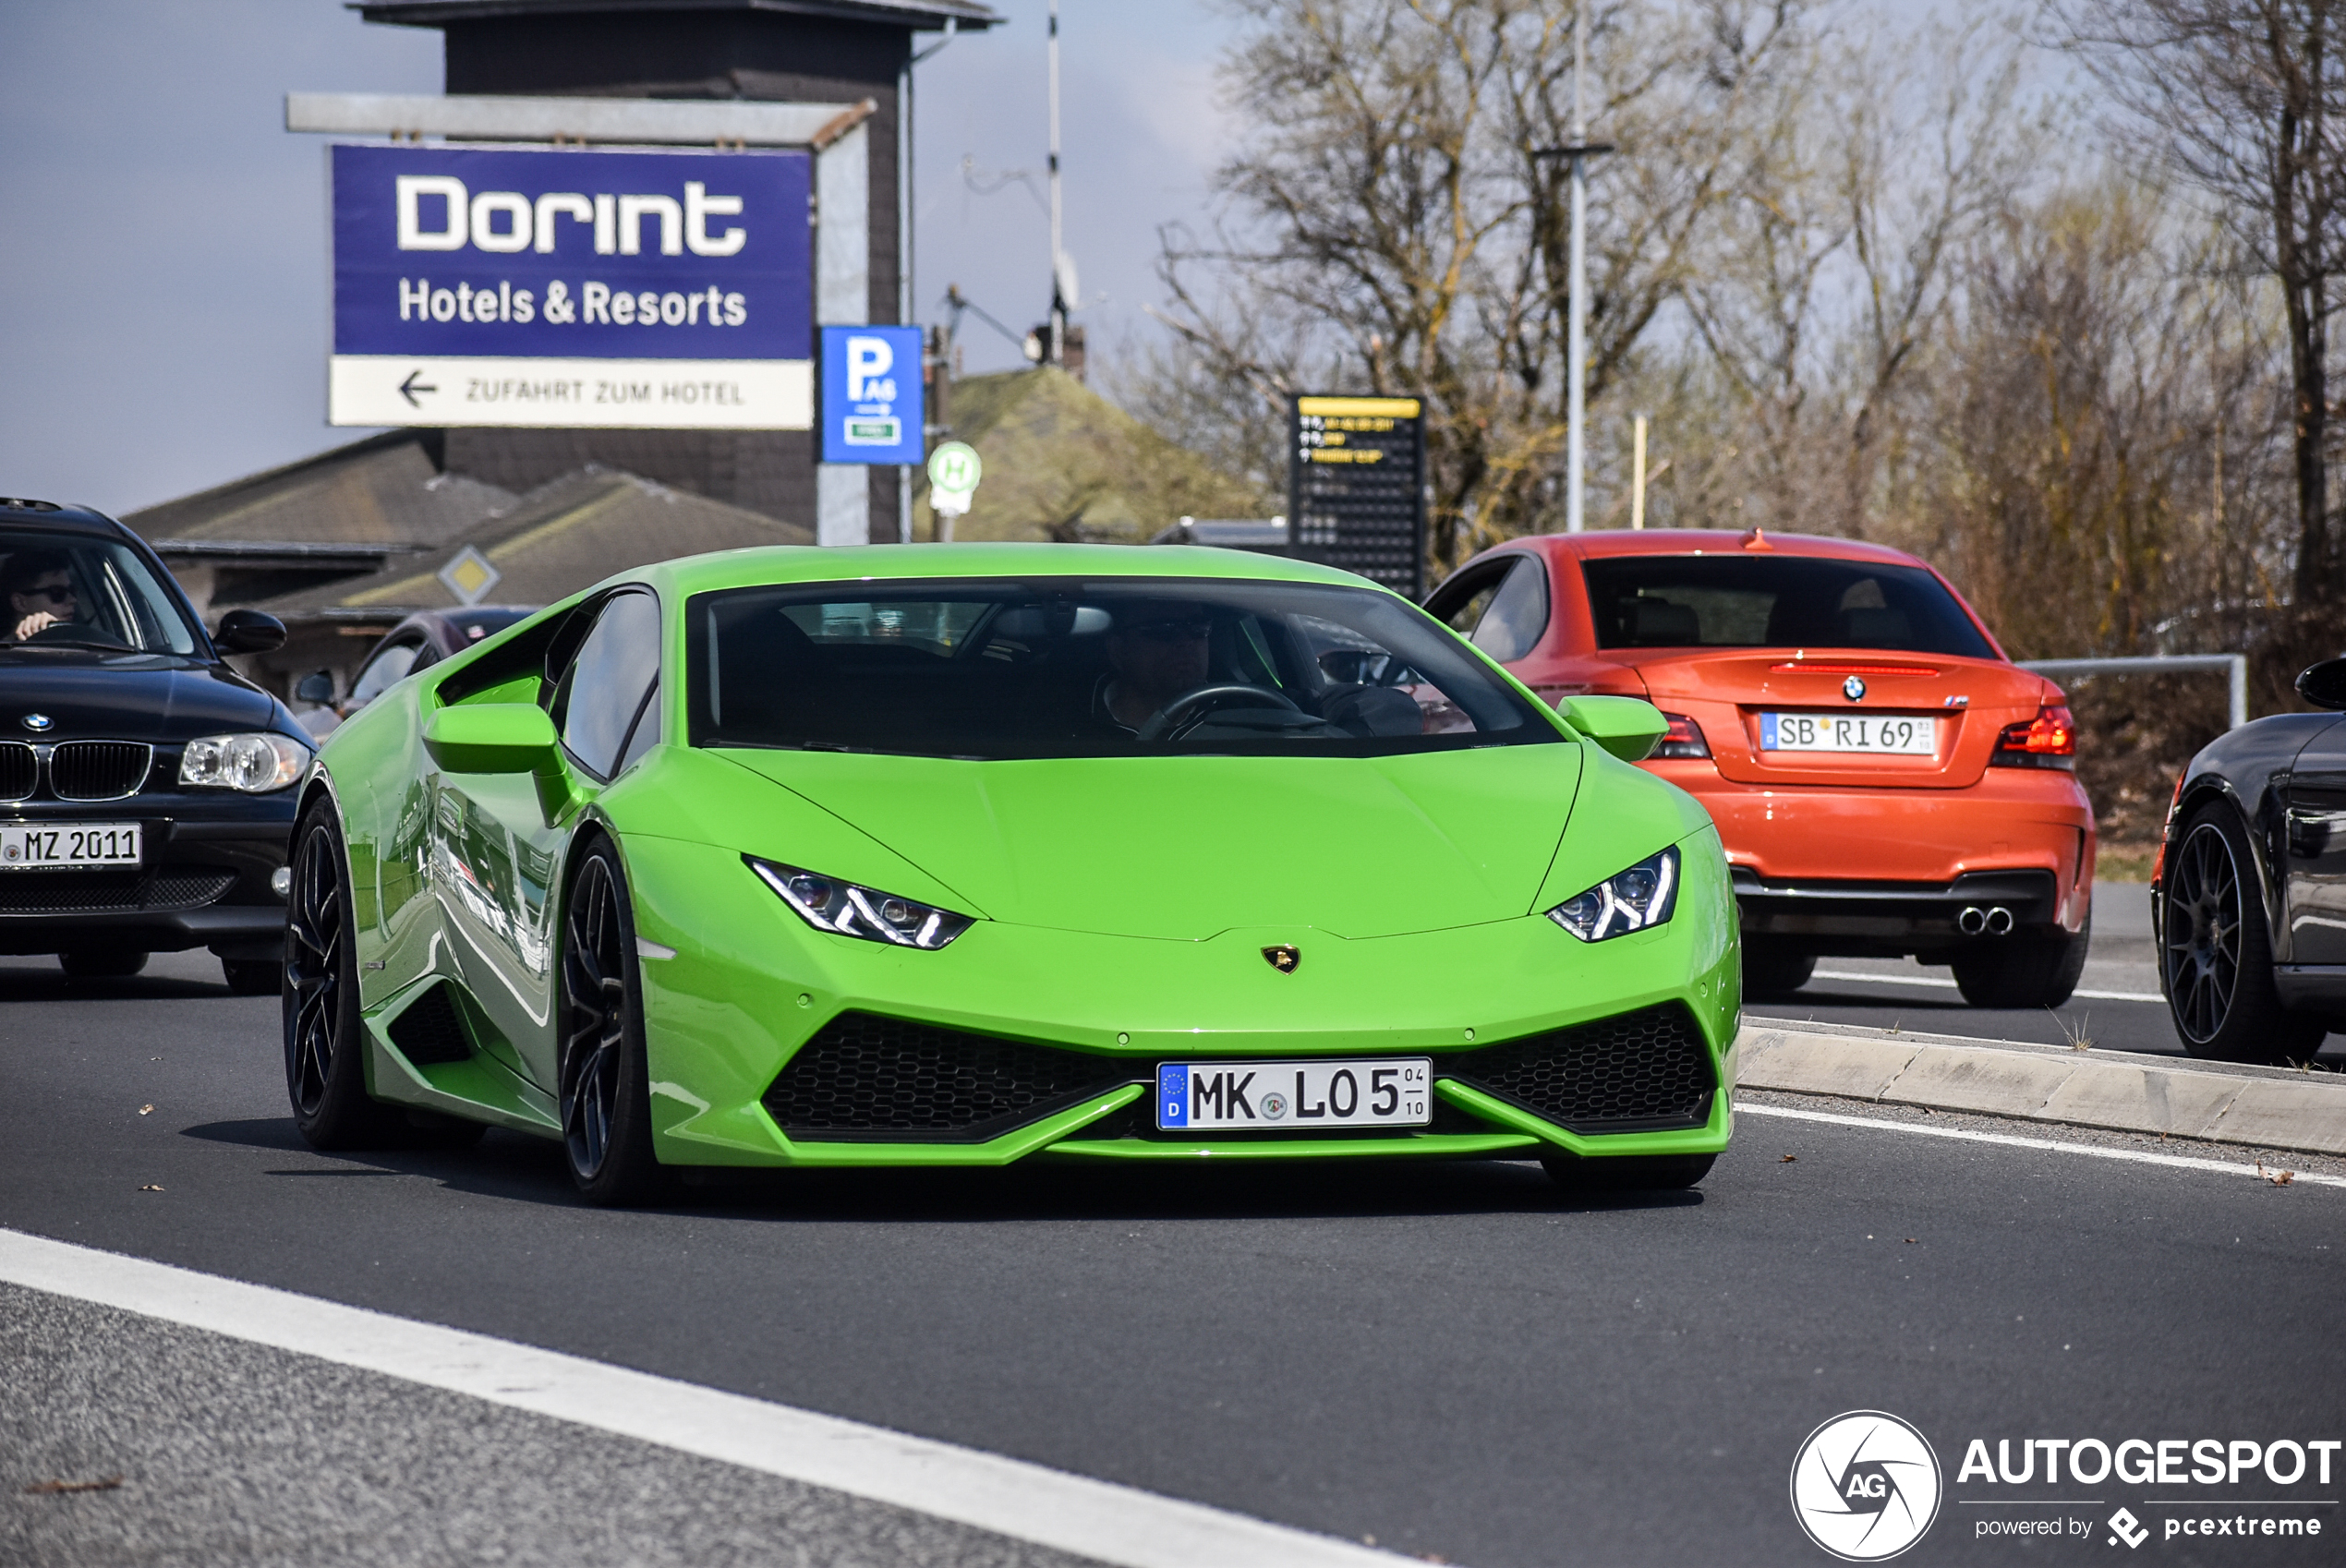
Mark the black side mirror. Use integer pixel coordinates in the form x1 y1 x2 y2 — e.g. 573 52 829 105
294 669 335 705
2298 657 2346 711
215 608 287 655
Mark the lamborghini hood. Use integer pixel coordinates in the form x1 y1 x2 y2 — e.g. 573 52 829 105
717 744 1586 940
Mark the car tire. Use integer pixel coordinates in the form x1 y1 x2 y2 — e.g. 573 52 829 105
284 798 405 1149
1949 908 2090 1009
1542 1152 1715 1190
1741 940 1814 1000
58 950 148 979
222 958 279 995
2161 805 2330 1064
557 838 667 1207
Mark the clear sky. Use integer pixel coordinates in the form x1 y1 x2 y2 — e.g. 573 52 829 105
0 0 1238 514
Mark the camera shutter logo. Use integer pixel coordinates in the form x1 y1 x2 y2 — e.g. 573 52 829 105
1790 1410 1942 1561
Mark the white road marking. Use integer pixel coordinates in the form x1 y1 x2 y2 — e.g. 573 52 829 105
1739 1103 2346 1188
1810 969 2164 1004
0 1228 1411 1568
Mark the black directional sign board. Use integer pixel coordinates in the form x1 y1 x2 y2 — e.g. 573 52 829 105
1288 395 1427 597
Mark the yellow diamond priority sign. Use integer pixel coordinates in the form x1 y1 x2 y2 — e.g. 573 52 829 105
439 545 502 607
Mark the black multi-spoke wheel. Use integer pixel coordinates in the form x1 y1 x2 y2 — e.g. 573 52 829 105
2162 806 2326 1064
284 799 402 1146
557 839 663 1205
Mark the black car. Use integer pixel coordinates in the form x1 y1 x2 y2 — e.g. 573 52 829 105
2156 657 2346 1061
291 606 534 739
0 498 305 992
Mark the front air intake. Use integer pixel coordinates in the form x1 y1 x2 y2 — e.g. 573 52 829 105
0 868 232 916
766 1012 1139 1141
1445 1003 1715 1132
0 742 33 802
52 742 151 802
387 983 472 1066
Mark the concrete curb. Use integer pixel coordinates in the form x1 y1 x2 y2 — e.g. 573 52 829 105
1735 1021 2346 1156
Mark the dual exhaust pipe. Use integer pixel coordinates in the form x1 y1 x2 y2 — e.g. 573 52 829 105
1958 905 2014 936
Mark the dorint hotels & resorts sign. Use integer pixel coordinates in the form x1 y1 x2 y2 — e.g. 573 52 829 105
328 144 813 430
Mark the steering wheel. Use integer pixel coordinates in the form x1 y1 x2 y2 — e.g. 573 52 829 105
1134 682 1300 743
25 621 127 650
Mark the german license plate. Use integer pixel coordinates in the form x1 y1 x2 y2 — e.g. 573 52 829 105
0 823 141 869
1760 713 1936 755
1155 1058 1432 1131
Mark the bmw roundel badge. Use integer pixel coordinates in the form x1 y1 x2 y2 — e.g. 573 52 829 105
1263 945 1300 974
1843 676 1867 703
20 713 53 732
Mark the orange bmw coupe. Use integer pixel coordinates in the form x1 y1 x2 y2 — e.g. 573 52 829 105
1425 530 2094 1007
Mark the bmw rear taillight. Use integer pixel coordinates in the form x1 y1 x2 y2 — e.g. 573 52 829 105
1991 705 2076 770
1653 712 1711 759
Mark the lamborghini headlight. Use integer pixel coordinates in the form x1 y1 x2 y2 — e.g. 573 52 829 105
178 732 309 792
748 858 974 950
1544 847 1679 942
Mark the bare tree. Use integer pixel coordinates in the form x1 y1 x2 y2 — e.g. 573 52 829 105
1674 14 2039 533
1140 0 1818 569
2062 0 2346 605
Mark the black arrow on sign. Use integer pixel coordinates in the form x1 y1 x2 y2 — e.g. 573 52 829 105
399 370 438 407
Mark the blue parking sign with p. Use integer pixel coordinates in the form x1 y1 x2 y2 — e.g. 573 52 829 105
820 324 925 464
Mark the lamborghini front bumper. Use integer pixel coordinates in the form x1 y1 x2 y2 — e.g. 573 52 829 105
616 826 1743 1168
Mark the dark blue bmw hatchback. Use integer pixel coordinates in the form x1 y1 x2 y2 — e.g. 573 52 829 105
0 497 306 992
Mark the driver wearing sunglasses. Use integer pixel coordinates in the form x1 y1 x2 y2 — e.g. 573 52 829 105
1097 601 1216 732
4 549 80 643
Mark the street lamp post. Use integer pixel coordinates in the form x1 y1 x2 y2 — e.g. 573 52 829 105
1532 13 1611 533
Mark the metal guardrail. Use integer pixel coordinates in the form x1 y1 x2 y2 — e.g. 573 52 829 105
2019 655 2248 730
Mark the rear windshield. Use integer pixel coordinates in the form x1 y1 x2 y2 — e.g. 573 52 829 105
1 529 200 656
1579 555 1995 658
687 577 1560 760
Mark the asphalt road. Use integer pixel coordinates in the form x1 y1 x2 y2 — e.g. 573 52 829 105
4 947 2343 1568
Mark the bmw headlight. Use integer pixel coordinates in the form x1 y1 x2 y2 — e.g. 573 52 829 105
1545 848 1679 942
179 732 309 792
748 858 974 950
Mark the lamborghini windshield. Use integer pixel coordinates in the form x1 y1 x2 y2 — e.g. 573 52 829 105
687 577 1559 759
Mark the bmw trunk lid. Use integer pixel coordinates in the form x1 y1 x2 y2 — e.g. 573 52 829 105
1627 650 2053 789
718 744 1585 940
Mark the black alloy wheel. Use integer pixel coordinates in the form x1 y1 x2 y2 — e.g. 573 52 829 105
284 801 402 1147
2161 806 2326 1064
557 840 664 1205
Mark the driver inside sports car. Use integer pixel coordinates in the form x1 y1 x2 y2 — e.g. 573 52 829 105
3 549 80 643
1096 600 1216 732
